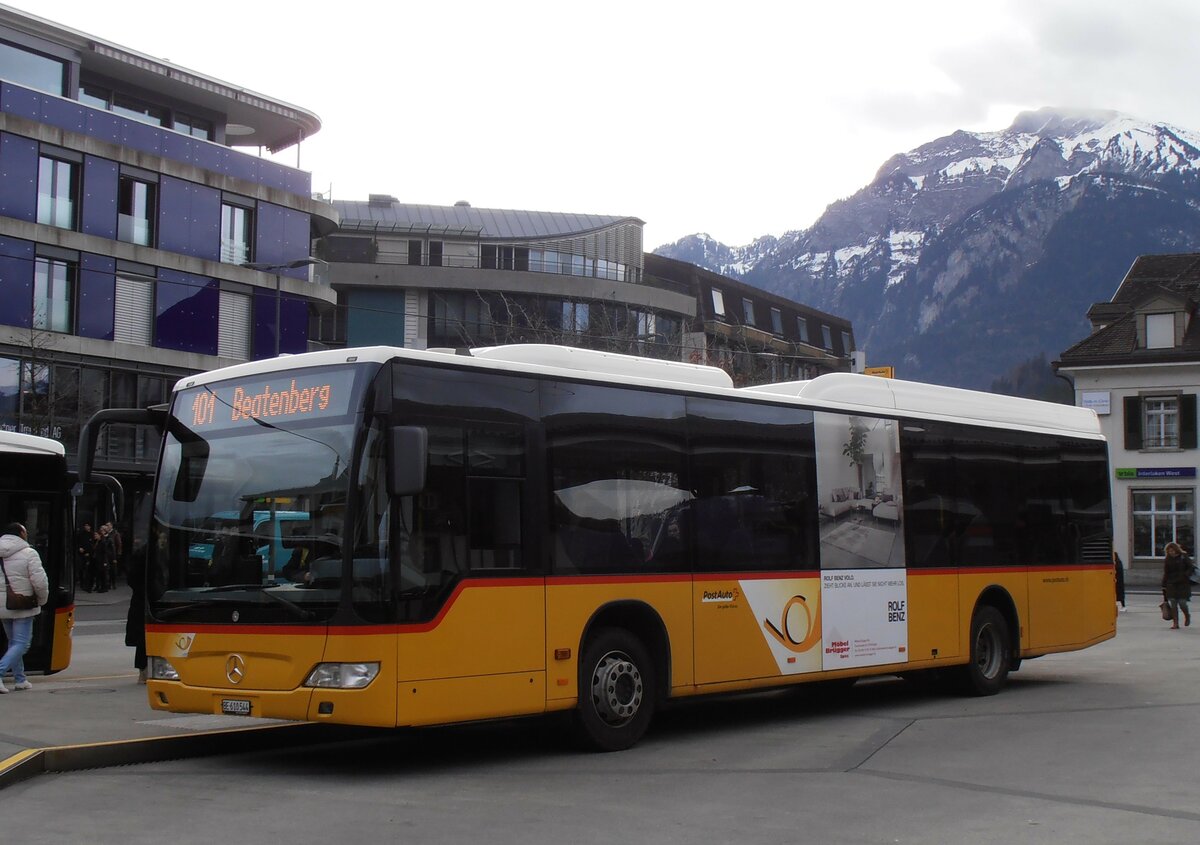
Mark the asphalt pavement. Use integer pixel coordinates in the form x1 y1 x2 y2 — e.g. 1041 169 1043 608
0 582 330 787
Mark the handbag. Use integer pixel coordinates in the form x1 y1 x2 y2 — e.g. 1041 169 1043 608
0 557 37 611
1161 601 1174 621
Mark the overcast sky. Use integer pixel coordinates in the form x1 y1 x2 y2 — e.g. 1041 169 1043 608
13 0 1200 248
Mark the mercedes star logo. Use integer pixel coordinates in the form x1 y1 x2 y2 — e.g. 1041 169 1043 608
226 654 246 685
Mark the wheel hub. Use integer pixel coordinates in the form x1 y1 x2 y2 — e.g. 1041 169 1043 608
591 651 643 727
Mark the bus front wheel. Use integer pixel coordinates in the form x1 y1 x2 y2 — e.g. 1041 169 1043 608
574 628 656 752
960 605 1011 696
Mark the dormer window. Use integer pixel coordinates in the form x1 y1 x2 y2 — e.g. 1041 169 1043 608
1146 313 1176 349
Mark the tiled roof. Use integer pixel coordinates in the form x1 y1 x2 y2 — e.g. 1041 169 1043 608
1060 252 1200 365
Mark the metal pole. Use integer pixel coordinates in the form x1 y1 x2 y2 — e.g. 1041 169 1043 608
275 271 282 356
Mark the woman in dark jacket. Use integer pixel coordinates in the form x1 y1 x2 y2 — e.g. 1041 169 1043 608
1161 542 1194 629
125 547 147 683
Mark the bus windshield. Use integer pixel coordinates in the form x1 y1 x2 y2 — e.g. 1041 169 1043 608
148 366 367 623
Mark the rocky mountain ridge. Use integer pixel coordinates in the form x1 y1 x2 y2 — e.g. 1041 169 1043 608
655 108 1200 389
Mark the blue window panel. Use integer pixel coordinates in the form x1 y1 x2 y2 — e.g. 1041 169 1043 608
156 270 217 355
78 254 115 341
81 155 119 239
0 82 41 121
284 167 311 196
0 132 38 222
346 289 405 347
225 151 258 183
280 207 312 279
162 131 196 167
0 236 33 329
121 120 163 156
254 202 286 268
254 204 314 280
279 294 308 355
192 141 222 174
84 107 124 144
252 287 277 359
158 176 220 261
39 95 87 133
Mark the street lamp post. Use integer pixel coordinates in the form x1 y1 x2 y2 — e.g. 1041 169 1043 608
242 258 323 356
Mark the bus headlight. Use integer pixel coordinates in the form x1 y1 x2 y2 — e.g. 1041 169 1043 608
148 657 180 681
304 662 380 689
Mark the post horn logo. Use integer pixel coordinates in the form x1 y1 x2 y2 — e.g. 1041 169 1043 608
763 594 822 653
226 654 246 685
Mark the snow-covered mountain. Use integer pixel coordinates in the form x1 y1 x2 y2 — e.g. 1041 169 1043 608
655 108 1200 389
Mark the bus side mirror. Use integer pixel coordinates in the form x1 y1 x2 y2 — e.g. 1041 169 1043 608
388 426 428 497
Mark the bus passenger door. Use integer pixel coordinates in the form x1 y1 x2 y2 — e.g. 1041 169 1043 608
393 421 546 726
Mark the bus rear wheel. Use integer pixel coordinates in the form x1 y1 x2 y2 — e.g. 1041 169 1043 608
959 605 1011 696
574 628 656 752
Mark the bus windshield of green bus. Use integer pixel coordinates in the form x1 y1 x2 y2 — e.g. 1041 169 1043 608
148 367 363 623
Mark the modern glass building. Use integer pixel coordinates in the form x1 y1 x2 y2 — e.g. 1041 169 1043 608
317 197 852 386
0 7 336 525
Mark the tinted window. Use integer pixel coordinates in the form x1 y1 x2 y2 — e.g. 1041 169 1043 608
543 381 686 574
687 397 818 571
901 421 1109 568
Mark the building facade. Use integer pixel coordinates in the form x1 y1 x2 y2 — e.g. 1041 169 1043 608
318 196 694 356
1056 253 1200 584
319 198 854 384
0 7 336 526
644 254 855 385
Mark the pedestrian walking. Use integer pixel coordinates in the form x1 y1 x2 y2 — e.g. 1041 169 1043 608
74 521 92 588
88 528 109 592
125 547 147 684
1113 550 1127 611
0 522 49 693
1161 542 1194 629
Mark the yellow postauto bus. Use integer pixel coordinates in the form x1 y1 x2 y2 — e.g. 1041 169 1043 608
82 344 1115 751
0 431 77 674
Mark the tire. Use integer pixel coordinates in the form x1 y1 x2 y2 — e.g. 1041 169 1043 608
959 605 1011 696
573 628 656 752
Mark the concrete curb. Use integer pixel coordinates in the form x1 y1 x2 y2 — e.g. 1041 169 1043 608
0 722 368 790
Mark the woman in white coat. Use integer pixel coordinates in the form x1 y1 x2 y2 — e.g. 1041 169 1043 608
0 522 49 692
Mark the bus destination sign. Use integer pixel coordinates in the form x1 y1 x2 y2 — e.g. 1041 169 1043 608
181 368 358 432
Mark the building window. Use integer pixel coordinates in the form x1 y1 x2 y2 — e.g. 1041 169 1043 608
174 113 212 141
113 275 153 345
770 307 783 335
562 301 589 334
220 202 253 264
78 82 111 110
429 241 443 267
1132 489 1194 559
111 93 166 126
1144 396 1180 448
821 324 833 350
218 289 252 359
118 176 155 246
742 298 756 326
33 257 75 333
796 317 809 344
37 155 78 230
0 41 65 96
1125 394 1197 451
1146 313 1175 349
711 289 726 318
841 330 853 353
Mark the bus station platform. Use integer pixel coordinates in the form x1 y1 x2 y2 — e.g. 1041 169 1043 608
0 583 356 790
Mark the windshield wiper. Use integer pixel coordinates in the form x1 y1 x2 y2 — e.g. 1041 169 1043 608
157 584 316 621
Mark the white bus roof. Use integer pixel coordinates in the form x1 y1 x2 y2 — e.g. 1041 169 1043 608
0 430 66 457
173 345 1102 440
